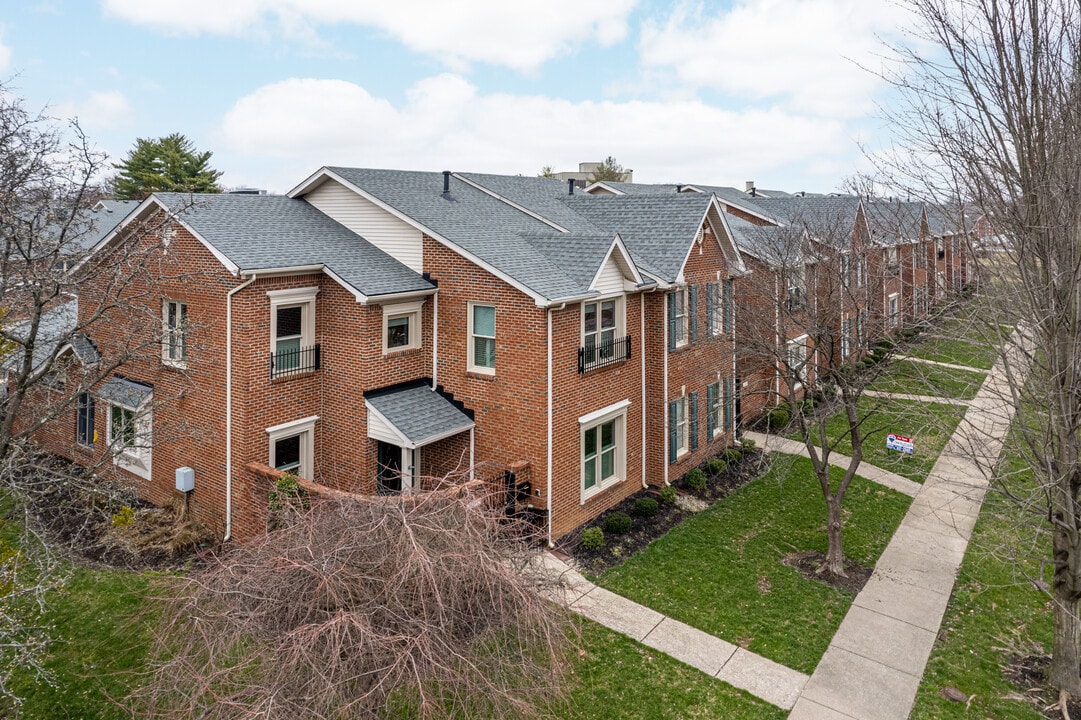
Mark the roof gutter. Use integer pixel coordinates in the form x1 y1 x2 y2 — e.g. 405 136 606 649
224 272 258 541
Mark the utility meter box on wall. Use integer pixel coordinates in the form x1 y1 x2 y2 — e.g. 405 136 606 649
175 467 195 493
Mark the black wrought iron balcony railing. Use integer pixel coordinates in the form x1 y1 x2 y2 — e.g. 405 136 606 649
270 344 321 379
578 335 631 374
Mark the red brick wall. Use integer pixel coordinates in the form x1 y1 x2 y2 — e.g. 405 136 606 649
647 223 738 487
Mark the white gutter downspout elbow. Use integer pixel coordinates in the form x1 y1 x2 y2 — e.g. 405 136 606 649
432 291 439 388
224 272 258 542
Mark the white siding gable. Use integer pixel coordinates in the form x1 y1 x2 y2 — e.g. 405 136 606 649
591 245 638 294
305 180 424 273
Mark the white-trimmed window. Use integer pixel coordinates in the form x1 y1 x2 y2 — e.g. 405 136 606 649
382 300 423 353
707 381 723 438
582 296 623 361
672 288 689 348
580 400 629 501
841 317 853 358
674 396 688 456
888 293 899 327
106 396 152 480
267 416 318 480
162 299 187 366
468 303 496 374
788 335 809 386
268 287 318 377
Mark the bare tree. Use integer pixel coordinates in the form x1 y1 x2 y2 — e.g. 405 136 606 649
0 85 202 709
882 0 1081 705
736 199 899 576
130 482 572 719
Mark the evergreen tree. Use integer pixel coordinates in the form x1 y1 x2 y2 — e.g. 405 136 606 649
112 133 223 199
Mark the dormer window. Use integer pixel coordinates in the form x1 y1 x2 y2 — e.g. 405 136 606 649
382 300 423 354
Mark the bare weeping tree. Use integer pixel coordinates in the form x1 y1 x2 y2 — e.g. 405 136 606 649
883 0 1081 705
130 483 572 720
735 198 900 576
0 85 201 709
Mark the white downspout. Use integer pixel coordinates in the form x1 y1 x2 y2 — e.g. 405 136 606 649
224 272 258 542
774 274 781 400
432 291 439 388
640 293 647 488
469 427 475 482
732 278 738 437
546 307 554 547
663 292 670 486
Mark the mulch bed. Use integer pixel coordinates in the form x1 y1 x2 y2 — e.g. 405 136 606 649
561 448 769 576
1002 654 1081 719
6 454 216 571
781 550 873 594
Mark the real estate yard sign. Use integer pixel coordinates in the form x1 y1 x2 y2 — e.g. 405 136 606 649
886 433 914 454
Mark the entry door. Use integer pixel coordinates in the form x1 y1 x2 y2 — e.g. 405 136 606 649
377 441 402 495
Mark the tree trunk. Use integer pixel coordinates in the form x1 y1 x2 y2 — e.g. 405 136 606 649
822 494 847 577
1051 523 1081 696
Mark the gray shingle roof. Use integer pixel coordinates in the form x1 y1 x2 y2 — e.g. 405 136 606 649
725 216 802 266
749 197 864 250
326 168 612 300
153 193 433 299
98 376 153 408
564 193 715 282
862 201 926 245
1 301 80 373
365 382 475 448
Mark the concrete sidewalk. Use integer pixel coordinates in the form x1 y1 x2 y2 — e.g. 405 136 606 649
788 336 1027 720
862 389 971 406
536 552 810 710
893 354 988 374
743 431 921 498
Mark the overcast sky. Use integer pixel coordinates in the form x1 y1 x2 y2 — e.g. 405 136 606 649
3 0 922 194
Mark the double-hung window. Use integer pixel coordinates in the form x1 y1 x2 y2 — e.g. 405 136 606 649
668 394 695 463
580 401 629 501
162 299 187 366
76 392 95 446
382 300 423 353
268 288 318 377
101 377 153 480
706 282 731 337
583 298 618 360
707 381 723 438
888 293 899 327
788 335 808 387
668 287 695 349
841 317 853 358
469 303 496 374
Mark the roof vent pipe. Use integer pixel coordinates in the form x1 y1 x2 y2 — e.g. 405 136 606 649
442 170 451 196
568 178 575 196
676 184 683 193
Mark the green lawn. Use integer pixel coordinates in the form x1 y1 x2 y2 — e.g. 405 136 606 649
597 456 911 674
909 442 1051 719
796 397 967 484
560 620 785 719
4 566 152 719
870 358 987 400
904 316 1006 371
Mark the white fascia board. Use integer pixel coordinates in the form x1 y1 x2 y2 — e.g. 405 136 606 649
452 173 569 233
588 233 645 291
364 401 414 449
79 195 241 276
295 168 551 307
582 182 625 195
707 199 750 276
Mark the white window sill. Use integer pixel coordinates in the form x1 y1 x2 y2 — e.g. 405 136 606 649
581 476 623 504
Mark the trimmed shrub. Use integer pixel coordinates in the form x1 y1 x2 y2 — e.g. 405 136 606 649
721 448 742 464
633 497 659 518
659 486 677 504
604 512 632 534
581 527 605 550
766 406 790 431
740 437 756 451
861 356 876 368
685 468 707 493
706 458 727 475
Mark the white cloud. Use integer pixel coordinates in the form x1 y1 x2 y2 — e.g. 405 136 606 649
639 0 915 118
56 90 132 131
218 74 855 193
102 0 636 71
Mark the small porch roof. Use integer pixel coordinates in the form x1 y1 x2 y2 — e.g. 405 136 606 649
365 381 474 450
98 376 153 408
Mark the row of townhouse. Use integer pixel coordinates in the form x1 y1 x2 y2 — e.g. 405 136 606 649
29 167 971 544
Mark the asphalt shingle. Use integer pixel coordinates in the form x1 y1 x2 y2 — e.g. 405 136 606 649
365 382 475 447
